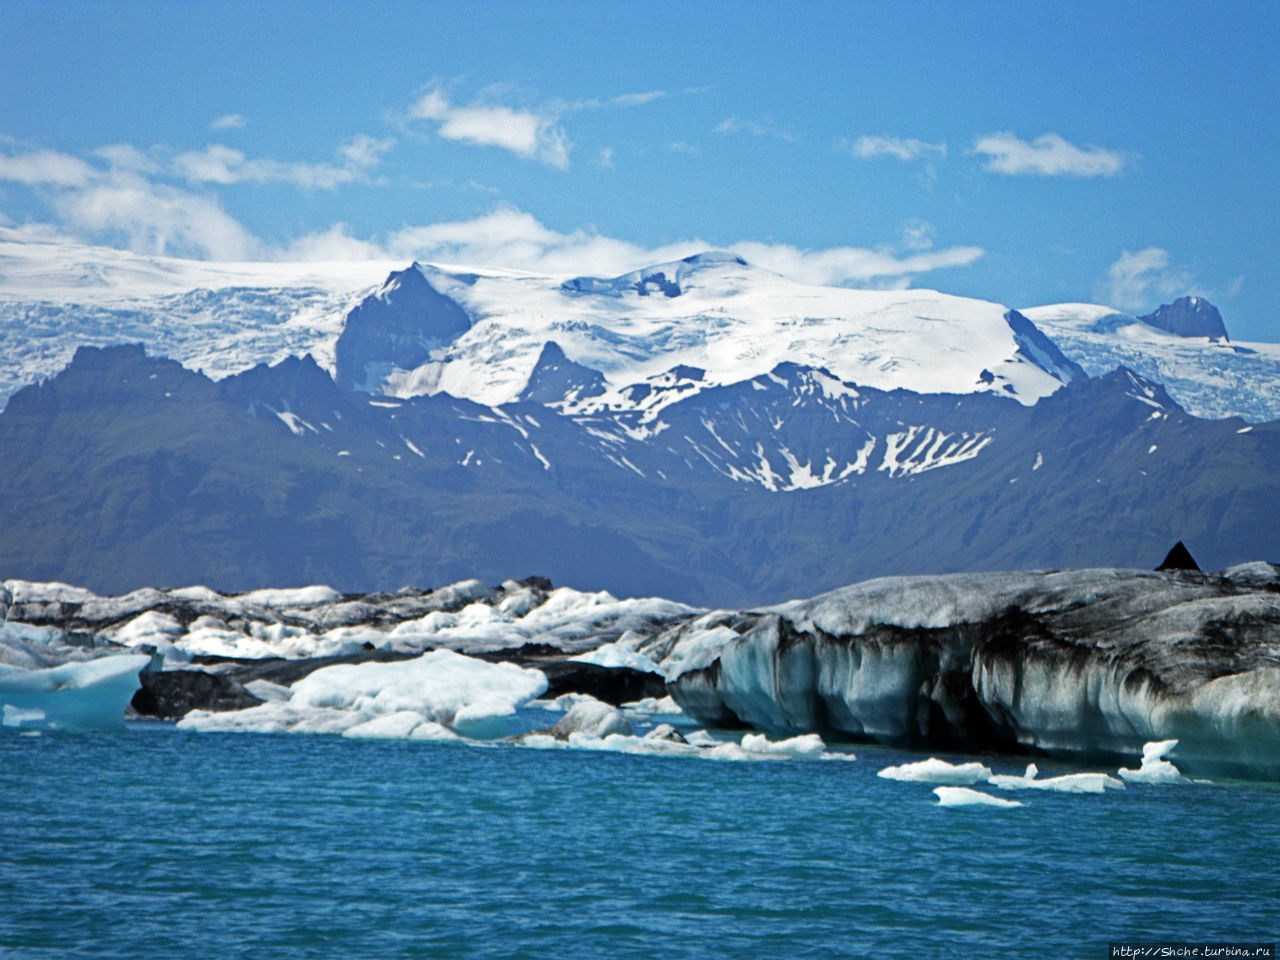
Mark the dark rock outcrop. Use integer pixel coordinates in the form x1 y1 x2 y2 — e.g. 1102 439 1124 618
1157 541 1201 572
1140 297 1229 340
518 342 607 405
131 670 262 719
333 265 471 392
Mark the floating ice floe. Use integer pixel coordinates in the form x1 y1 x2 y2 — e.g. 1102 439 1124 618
932 786 1023 808
988 763 1124 794
620 694 684 716
0 655 150 731
569 641 664 676
178 650 547 740
877 757 994 785
1118 740 1186 784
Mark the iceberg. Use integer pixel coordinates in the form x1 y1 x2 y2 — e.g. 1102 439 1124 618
0 654 150 731
877 758 994 785
933 787 1023 809
178 649 547 740
988 763 1124 794
659 569 1280 781
1118 740 1186 784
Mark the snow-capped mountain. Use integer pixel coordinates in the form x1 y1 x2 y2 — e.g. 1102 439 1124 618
2 341 1274 607
336 252 1084 408
1022 299 1280 421
0 226 393 403
5 230 1275 424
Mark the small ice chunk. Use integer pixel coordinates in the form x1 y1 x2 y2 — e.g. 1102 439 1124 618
529 692 602 712
1118 739 1185 784
548 698 633 739
933 786 1023 808
878 757 993 785
643 723 687 743
621 694 683 716
741 732 826 759
569 642 664 675
684 729 727 747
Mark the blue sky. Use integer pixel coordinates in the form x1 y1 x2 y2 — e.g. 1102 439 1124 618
2 0 1277 338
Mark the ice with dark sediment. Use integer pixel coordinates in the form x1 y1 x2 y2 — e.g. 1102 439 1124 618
654 567 1280 781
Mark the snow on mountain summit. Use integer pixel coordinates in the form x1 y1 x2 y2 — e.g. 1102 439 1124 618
351 253 1080 408
560 250 757 298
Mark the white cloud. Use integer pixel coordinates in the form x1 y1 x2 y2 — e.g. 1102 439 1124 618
1097 247 1195 311
667 142 700 155
210 114 247 131
840 135 946 162
172 135 392 189
973 131 1128 177
608 90 665 108
53 173 259 260
408 88 571 169
317 207 985 288
599 147 614 169
93 143 160 174
731 240 984 287
0 148 96 187
898 219 935 252
713 117 795 142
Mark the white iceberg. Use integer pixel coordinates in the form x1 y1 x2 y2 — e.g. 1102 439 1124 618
933 786 1023 808
178 649 547 740
988 762 1124 794
877 757 993 785
1118 739 1186 784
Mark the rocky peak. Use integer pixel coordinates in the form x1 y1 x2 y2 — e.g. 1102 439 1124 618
333 264 472 392
518 341 608 405
1139 297 1228 341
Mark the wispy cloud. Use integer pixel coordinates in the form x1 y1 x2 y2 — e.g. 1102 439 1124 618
408 87 571 170
52 177 259 260
0 148 96 187
599 147 615 169
839 135 946 162
667 142 700 155
713 117 795 142
0 136 390 260
1098 247 1195 311
607 90 665 108
898 218 936 251
290 207 984 289
1 138 986 288
731 240 984 288
172 135 393 190
210 114 247 131
973 131 1129 177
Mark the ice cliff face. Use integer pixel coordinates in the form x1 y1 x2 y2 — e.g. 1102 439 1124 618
652 566 1280 780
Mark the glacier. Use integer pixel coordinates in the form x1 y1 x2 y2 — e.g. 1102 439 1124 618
1023 302 1280 421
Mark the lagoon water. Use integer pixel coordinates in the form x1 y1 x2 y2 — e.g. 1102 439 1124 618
3 724 1276 960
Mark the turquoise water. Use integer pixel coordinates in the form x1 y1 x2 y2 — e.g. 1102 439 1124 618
2 725 1276 960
